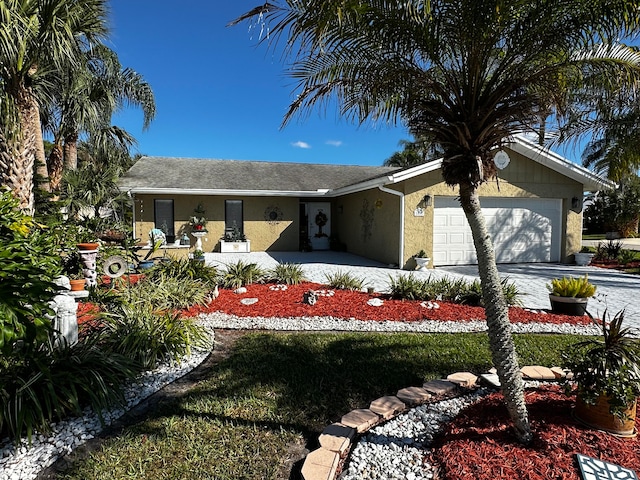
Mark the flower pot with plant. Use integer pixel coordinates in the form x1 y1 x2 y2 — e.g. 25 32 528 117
414 250 430 270
220 222 250 253
546 274 596 316
562 309 640 436
190 203 208 233
68 272 86 291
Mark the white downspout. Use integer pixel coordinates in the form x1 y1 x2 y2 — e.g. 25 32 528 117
378 185 405 268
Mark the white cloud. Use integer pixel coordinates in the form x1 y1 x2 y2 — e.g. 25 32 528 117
291 141 311 149
325 140 343 147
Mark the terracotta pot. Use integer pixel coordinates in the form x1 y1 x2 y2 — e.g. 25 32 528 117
574 393 637 437
549 294 588 316
69 279 86 291
77 242 99 251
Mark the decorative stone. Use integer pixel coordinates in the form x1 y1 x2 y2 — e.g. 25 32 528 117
233 287 247 294
367 298 384 307
446 372 478 388
396 386 431 406
340 409 380 433
319 423 356 454
240 298 258 305
303 290 318 305
369 396 406 419
478 373 501 389
550 367 567 379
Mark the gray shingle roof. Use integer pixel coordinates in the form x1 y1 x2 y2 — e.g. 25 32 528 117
118 156 401 193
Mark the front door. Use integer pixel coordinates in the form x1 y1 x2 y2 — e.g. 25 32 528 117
307 202 331 250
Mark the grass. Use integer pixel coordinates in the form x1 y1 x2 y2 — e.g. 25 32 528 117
58 331 587 480
582 234 607 240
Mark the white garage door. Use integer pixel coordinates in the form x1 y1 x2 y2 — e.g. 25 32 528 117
432 197 562 266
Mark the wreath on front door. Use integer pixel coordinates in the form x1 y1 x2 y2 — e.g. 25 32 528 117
315 211 328 227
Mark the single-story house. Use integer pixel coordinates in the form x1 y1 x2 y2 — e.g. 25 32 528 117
118 135 611 268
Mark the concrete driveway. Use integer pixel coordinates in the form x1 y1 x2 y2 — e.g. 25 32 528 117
204 251 640 329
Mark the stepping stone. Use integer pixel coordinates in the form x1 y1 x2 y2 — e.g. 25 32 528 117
446 372 478 388
422 379 457 396
478 373 501 389
369 396 406 420
301 448 340 480
521 365 557 381
396 386 431 406
319 423 356 454
340 409 380 433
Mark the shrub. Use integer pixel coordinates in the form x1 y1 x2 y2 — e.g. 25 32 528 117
269 263 306 285
220 260 265 289
0 336 137 443
389 274 521 306
324 270 365 290
147 257 219 286
617 249 638 266
101 304 212 369
125 275 212 310
0 191 60 353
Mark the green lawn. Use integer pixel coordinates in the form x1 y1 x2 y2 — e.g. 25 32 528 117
582 234 607 240
58 331 585 480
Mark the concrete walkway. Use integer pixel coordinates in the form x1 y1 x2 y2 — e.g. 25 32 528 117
204 251 640 329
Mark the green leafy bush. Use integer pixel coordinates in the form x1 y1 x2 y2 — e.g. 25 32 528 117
269 263 306 285
547 275 596 298
147 257 219 286
122 275 212 310
102 304 212 369
617 249 639 266
324 270 365 290
389 274 521 306
220 260 265 289
0 336 137 443
0 191 60 353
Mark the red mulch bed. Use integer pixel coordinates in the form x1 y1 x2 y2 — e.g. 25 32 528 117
181 282 594 325
429 385 639 479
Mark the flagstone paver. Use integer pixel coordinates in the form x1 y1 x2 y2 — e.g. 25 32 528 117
301 448 340 480
422 379 458 395
396 386 432 405
369 395 406 420
319 423 357 454
521 365 558 381
446 371 478 387
340 408 380 433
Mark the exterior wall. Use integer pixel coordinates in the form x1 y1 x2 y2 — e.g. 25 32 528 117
333 189 400 266
397 147 583 267
133 194 299 254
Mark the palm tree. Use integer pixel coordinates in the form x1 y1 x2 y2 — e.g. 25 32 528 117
0 0 108 213
234 0 640 444
383 136 443 167
43 43 155 191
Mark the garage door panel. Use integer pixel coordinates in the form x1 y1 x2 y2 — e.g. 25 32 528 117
433 197 561 266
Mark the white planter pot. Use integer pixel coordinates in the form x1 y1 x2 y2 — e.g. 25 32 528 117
220 240 251 253
415 257 430 270
574 252 595 266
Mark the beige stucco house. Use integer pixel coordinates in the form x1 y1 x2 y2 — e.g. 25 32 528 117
118 135 610 269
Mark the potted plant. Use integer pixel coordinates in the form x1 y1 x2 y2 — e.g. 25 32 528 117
546 274 596 316
414 250 430 270
574 246 595 266
190 203 208 232
220 222 250 253
192 249 205 262
68 271 87 291
562 309 640 436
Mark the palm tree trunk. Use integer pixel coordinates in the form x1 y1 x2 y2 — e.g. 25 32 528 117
63 132 79 170
459 181 533 444
47 141 65 191
33 105 50 193
2 85 37 214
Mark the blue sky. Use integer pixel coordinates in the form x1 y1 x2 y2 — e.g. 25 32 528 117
108 1 409 166
108 1 587 167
